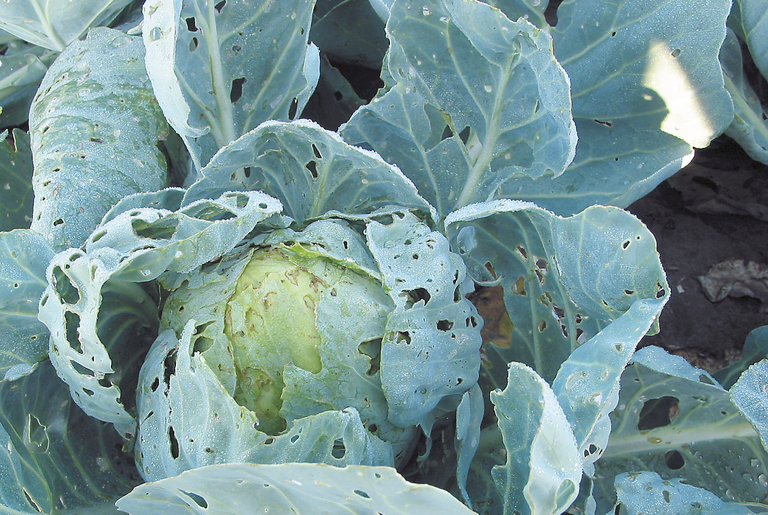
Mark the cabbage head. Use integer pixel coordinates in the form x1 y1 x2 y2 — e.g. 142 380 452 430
135 214 483 479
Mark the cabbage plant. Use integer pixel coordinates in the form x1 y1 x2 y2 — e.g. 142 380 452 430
0 0 767 513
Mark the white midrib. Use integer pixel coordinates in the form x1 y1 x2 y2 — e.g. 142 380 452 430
31 0 66 51
198 0 237 147
602 419 758 458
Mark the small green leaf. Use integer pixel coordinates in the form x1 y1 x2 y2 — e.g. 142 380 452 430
0 130 33 231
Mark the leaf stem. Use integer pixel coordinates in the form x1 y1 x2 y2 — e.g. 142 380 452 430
30 0 66 51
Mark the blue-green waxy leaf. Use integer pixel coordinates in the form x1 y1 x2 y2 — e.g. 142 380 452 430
730 360 768 452
0 129 33 231
38 191 283 438
715 325 768 390
366 212 483 429
184 120 435 225
490 362 581 515
729 0 768 82
341 0 576 221
0 230 54 382
609 472 758 515
0 361 139 514
0 42 55 129
0 0 132 51
720 29 768 164
594 346 768 512
445 201 669 384
455 383 484 508
495 0 734 215
28 28 170 252
135 321 394 482
116 462 475 514
142 0 320 170
312 0 388 69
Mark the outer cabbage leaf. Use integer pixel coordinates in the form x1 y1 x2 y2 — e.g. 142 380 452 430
730 359 768 451
490 362 581 515
367 212 483 429
0 230 53 382
0 361 139 514
38 191 282 438
0 129 33 231
495 0 734 215
28 28 170 252
184 120 435 225
729 0 768 82
116 462 474 514
454 383 484 508
594 346 768 512
609 472 758 515
142 0 319 170
341 0 576 221
445 201 669 384
720 29 768 164
0 0 132 51
0 42 55 129
135 320 393 482
715 325 768 389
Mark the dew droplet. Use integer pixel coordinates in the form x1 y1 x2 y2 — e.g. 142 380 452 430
140 269 151 277
647 437 662 444
422 6 430 15
484 85 493 93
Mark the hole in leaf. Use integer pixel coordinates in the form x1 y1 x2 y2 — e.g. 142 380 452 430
151 377 160 392
664 450 685 470
484 261 497 279
354 489 370 499
53 266 80 304
289 97 299 119
512 276 527 296
230 77 246 103
311 143 322 159
395 331 411 345
169 426 179 459
305 160 318 179
401 287 430 308
290 434 300 443
181 490 208 508
458 126 471 145
185 17 197 32
637 396 680 430
671 48 681 58
437 320 453 331
332 439 346 459
516 245 527 260
358 338 381 375
189 37 198 52
440 125 453 141
594 119 613 127
214 0 226 12
538 319 547 332
163 349 177 388
65 311 82 353
52 218 64 226
132 217 179 240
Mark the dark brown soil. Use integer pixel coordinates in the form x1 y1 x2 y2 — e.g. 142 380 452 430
628 136 768 371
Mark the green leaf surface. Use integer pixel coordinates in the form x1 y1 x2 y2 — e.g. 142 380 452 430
455 383 484 508
495 0 734 215
0 229 53 382
0 41 55 129
490 362 581 515
116 462 475 514
715 325 768 390
730 0 768 82
0 361 139 514
720 28 768 164
37 191 282 437
595 346 768 512
135 321 394 482
610 471 758 515
0 0 132 50
367 212 483 428
0 129 34 231
445 201 669 384
730 359 768 452
28 28 170 252
184 120 435 225
142 0 319 169
341 0 576 221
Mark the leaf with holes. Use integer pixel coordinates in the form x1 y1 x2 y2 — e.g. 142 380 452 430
28 28 170 252
593 346 768 513
135 321 394 481
341 0 576 221
116 462 475 514
445 200 669 384
183 120 435 225
0 229 54 382
37 190 283 437
492 0 734 215
142 0 319 171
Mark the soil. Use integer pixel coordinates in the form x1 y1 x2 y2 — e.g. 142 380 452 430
627 135 768 371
